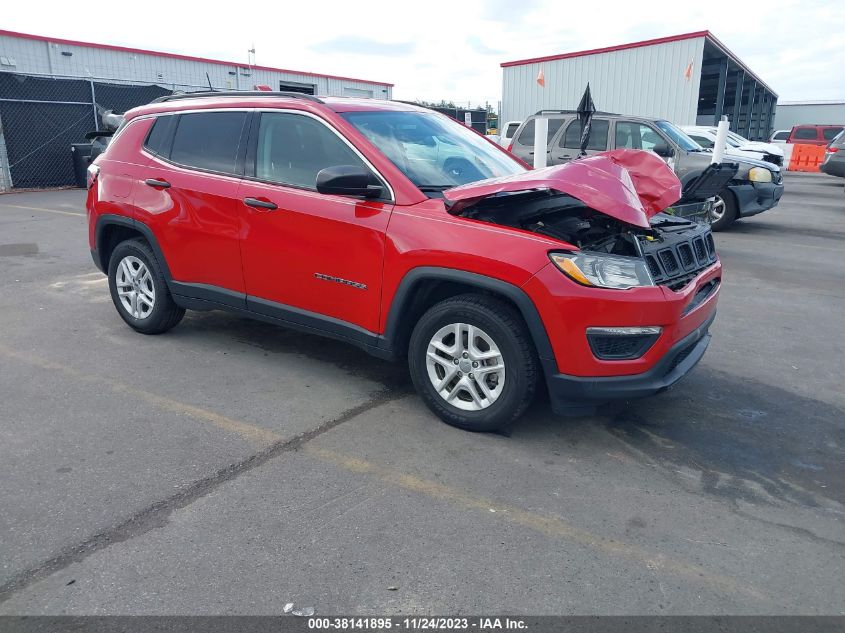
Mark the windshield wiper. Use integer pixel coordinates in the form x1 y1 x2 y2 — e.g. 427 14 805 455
417 185 453 192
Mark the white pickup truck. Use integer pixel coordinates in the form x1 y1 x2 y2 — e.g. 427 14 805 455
487 120 522 148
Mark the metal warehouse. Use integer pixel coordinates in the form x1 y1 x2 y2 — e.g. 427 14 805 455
773 100 845 131
0 30 393 190
501 31 777 141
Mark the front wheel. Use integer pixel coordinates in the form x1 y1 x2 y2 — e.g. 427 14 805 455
408 294 539 432
709 191 738 231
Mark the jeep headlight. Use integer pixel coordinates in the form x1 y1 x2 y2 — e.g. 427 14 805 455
747 167 773 182
550 252 655 290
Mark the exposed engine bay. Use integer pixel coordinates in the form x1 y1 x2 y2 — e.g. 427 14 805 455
455 189 718 291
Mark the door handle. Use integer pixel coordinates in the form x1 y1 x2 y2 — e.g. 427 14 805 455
243 197 278 211
144 178 171 189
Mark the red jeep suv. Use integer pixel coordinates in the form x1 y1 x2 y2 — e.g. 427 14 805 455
87 92 721 432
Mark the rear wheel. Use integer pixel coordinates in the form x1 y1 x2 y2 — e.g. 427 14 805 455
709 191 738 231
108 239 185 334
408 294 538 432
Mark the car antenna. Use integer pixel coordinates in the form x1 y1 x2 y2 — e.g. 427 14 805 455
206 73 214 91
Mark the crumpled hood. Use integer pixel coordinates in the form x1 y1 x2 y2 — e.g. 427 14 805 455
443 149 682 228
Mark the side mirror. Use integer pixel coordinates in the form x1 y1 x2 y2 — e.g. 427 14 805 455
316 165 383 198
652 144 675 158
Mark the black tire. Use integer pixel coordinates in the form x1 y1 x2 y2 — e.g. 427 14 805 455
710 190 738 231
408 294 539 432
108 238 185 334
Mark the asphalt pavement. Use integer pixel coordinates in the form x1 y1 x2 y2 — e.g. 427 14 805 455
0 173 843 614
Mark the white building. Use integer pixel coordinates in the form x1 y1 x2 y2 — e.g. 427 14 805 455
0 29 393 97
500 31 777 141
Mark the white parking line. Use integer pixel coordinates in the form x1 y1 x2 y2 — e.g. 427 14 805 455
0 203 84 217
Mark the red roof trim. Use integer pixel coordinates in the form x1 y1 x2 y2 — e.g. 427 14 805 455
500 31 710 67
0 29 394 87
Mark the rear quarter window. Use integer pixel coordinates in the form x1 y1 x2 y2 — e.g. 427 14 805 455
169 111 249 174
823 127 843 141
143 115 177 157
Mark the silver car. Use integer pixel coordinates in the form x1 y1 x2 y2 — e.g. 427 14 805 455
820 130 845 179
509 111 784 231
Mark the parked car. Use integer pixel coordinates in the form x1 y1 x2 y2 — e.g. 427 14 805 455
87 92 721 432
493 120 522 147
681 126 784 166
509 111 784 230
820 130 845 178
770 129 790 145
786 125 844 146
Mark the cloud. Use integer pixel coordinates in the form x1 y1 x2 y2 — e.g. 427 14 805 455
312 36 415 56
483 0 543 22
466 35 504 56
7 0 844 108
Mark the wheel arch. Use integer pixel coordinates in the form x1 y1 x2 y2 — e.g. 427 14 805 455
717 186 740 217
379 267 555 363
95 215 172 280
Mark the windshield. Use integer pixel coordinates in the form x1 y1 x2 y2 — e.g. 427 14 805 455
341 110 525 190
655 120 702 152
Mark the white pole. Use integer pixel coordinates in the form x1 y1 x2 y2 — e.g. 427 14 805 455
711 115 730 164
533 116 548 169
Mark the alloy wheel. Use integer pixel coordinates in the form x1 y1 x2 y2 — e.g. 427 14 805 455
115 255 155 319
425 322 506 411
710 195 726 222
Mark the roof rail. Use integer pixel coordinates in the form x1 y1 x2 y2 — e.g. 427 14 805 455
151 90 324 104
534 109 620 116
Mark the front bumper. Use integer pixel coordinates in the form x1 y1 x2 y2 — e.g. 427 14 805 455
544 311 714 414
523 255 721 414
728 180 784 218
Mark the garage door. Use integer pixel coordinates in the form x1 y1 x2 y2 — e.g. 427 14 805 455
343 88 373 98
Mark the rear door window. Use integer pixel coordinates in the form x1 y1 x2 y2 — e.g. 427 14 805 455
560 119 609 150
793 127 817 141
515 117 565 146
169 111 249 175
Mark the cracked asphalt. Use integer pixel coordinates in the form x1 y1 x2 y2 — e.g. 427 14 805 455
0 172 843 615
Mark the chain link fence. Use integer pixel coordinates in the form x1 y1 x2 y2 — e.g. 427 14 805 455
0 71 219 191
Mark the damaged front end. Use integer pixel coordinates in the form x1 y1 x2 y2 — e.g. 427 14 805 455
444 150 719 292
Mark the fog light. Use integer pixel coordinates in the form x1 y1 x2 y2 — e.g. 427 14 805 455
586 326 662 360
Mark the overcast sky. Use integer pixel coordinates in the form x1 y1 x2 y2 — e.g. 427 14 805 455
8 0 845 107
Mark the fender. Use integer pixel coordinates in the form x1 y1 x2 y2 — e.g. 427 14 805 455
377 267 555 363
94 214 173 281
